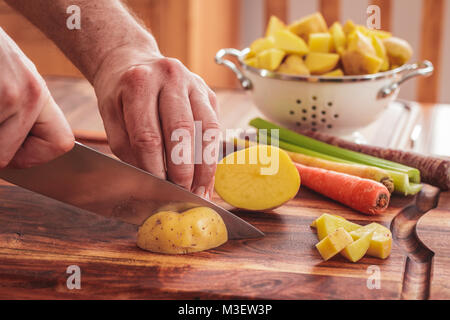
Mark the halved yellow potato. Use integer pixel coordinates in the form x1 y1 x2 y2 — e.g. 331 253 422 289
137 207 228 254
308 32 333 53
265 15 286 37
288 12 328 41
350 222 392 259
316 227 354 261
215 145 301 211
273 29 309 55
256 48 285 71
276 54 310 75
341 231 373 262
304 52 340 74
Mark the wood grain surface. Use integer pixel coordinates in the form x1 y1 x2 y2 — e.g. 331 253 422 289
0 77 448 299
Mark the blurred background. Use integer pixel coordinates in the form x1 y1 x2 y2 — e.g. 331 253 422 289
1 0 449 103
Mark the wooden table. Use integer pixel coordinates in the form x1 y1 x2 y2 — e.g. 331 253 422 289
0 76 448 300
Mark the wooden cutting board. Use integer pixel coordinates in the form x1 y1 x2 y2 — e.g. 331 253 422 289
0 77 448 299
0 142 448 299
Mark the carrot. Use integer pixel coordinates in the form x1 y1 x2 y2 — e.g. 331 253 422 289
295 163 390 215
297 129 450 191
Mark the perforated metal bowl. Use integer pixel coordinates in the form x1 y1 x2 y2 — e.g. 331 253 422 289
215 48 433 134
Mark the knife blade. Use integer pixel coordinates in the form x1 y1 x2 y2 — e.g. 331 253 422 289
0 142 264 240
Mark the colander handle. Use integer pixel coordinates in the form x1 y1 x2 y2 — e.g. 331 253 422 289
378 60 434 98
215 48 252 90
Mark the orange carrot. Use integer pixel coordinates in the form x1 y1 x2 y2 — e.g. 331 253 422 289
295 163 390 215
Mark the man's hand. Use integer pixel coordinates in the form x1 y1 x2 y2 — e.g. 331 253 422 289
4 0 220 197
93 47 220 198
0 28 74 169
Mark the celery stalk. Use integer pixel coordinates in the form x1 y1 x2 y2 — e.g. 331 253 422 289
250 118 421 183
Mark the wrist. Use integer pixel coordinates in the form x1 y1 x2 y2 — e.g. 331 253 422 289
92 32 162 87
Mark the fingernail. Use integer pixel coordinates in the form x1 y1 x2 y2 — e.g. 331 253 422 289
194 186 206 198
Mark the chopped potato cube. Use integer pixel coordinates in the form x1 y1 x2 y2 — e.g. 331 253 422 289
288 12 328 41
273 29 309 55
316 227 354 261
329 22 346 54
314 213 362 241
276 54 310 75
304 52 340 74
350 223 392 259
266 15 286 37
341 231 373 262
382 37 413 66
308 32 333 53
323 68 344 77
257 48 285 71
249 37 275 55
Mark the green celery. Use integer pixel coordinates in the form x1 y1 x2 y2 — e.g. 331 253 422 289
250 117 420 183
252 118 422 195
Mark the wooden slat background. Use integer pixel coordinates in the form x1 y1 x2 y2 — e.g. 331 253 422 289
417 0 445 104
0 0 449 102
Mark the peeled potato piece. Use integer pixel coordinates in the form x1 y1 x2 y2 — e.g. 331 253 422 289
137 207 228 254
257 48 285 71
272 29 309 55
277 54 310 76
304 52 340 74
341 231 373 262
265 15 286 37
215 145 301 211
288 12 328 42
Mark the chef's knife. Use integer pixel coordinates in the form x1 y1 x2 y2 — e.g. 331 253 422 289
0 142 264 240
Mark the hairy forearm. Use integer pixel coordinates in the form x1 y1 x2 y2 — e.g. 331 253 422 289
5 0 160 83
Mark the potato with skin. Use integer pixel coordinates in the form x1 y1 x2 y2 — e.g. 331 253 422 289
382 36 413 66
137 207 228 254
341 50 383 75
215 145 301 211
